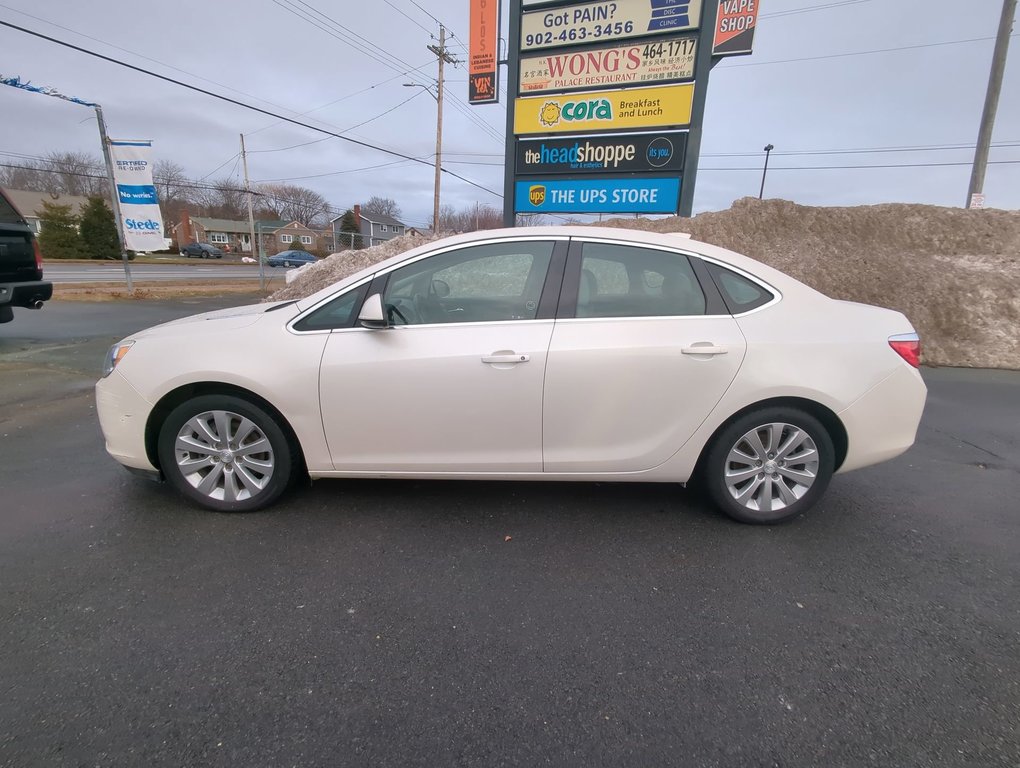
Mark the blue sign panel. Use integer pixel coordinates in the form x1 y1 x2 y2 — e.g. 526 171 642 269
515 177 680 214
116 184 158 205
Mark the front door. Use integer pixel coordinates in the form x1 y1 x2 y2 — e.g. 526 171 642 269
318 239 564 473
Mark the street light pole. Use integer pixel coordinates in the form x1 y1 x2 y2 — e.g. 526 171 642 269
759 144 774 200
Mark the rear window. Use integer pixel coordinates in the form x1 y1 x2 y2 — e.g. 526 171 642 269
0 192 26 225
707 263 775 314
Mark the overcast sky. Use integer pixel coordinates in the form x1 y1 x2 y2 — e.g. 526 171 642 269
0 0 1016 227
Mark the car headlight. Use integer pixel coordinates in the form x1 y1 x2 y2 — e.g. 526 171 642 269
102 341 134 378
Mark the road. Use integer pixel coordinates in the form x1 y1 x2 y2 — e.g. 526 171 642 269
1 300 1019 768
45 262 280 283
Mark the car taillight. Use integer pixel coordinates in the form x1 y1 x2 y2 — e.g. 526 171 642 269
32 238 43 271
889 333 921 368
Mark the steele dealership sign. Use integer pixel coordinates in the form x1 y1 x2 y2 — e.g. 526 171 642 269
520 35 696 94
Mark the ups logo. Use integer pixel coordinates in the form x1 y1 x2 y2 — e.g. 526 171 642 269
529 185 546 206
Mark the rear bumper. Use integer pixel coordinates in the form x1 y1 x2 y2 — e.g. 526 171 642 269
837 364 927 473
0 280 53 308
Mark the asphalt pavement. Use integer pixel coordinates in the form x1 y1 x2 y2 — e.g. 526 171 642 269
1 300 1018 768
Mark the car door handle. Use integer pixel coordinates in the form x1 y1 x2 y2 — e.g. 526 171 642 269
481 353 530 364
681 344 728 356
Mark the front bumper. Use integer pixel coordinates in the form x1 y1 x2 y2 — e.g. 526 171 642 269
95 371 158 473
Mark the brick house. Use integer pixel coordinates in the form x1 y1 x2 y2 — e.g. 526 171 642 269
175 214 326 256
174 213 253 253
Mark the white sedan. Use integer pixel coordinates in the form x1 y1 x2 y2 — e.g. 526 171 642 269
96 227 926 524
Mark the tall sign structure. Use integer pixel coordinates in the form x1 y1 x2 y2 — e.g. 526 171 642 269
492 0 760 224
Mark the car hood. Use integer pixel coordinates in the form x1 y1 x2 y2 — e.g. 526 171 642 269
130 300 299 339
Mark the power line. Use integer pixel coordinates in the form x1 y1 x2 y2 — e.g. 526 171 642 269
0 20 502 199
718 34 1018 68
761 0 871 20
0 2 342 126
700 160 1020 171
245 62 434 138
380 0 433 35
250 90 427 154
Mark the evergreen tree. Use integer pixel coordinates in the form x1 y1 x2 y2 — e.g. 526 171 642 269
79 197 121 260
338 209 363 250
37 200 85 259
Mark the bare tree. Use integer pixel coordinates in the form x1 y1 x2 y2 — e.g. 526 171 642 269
44 151 106 197
153 159 190 206
0 161 51 192
428 203 504 232
362 196 402 218
256 183 330 227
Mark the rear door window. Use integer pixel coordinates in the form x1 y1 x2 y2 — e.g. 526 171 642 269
574 243 706 318
706 263 775 314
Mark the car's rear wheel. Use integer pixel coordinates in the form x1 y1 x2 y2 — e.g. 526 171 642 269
157 395 294 512
702 407 834 524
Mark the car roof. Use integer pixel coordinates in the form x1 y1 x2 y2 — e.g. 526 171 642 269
295 225 825 310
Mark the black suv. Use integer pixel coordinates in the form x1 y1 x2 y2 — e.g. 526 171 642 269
0 189 53 324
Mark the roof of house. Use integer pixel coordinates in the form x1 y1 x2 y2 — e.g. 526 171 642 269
1 188 90 219
191 217 251 234
254 219 291 233
360 211 405 228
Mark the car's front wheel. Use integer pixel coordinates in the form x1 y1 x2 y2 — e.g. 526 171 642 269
702 407 834 524
157 394 295 512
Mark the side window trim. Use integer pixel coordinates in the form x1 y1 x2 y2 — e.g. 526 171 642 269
689 256 729 316
556 239 584 319
536 240 570 320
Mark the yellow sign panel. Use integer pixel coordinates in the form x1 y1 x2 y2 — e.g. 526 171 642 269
514 83 695 135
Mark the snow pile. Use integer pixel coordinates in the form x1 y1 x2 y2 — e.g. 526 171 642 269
268 199 1020 369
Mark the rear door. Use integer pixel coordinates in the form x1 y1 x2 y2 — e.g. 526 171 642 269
542 238 747 473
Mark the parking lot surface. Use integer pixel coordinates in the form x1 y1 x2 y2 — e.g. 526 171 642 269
1 300 1018 767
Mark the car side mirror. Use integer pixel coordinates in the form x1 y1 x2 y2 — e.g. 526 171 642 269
358 293 389 329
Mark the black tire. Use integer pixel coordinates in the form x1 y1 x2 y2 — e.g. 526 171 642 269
701 406 835 524
157 394 296 512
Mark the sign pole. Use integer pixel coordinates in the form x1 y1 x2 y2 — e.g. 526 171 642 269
502 0 522 227
678 0 719 218
95 105 133 293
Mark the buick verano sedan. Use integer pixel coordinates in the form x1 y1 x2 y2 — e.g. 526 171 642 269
97 227 926 524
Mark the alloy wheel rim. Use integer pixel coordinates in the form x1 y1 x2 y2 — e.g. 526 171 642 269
174 409 274 502
724 422 819 514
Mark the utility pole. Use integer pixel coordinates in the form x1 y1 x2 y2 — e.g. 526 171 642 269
968 0 1016 208
428 25 459 232
240 133 264 292
95 105 133 293
759 144 774 200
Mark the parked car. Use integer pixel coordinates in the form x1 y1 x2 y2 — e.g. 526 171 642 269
181 242 223 259
0 187 52 324
96 227 926 524
267 249 316 268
